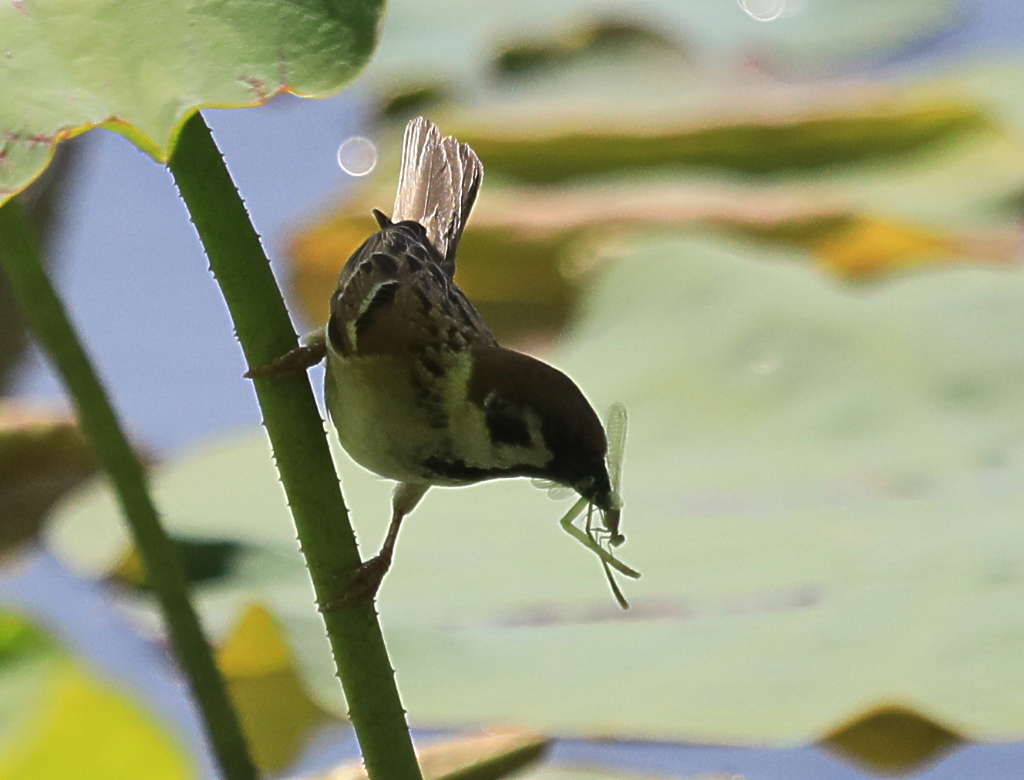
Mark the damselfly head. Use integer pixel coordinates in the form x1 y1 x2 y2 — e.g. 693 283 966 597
602 507 625 547
553 402 637 609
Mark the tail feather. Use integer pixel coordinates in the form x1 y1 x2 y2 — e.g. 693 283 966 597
392 116 483 273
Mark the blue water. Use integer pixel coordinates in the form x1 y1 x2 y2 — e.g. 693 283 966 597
5 1 1024 777
869 0 1024 70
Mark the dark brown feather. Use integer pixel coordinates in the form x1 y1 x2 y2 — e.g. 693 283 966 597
467 345 610 494
329 219 495 361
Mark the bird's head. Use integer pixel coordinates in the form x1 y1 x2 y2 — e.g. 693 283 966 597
467 345 626 546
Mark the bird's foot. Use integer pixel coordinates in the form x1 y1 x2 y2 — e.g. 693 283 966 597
244 338 326 379
318 554 392 612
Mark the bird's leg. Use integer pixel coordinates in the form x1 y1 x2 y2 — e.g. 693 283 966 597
244 330 326 378
321 482 429 610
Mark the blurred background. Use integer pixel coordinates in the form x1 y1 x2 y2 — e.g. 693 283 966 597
2 0 1024 778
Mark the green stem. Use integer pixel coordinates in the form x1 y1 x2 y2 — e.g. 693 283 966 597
0 198 257 780
168 112 423 780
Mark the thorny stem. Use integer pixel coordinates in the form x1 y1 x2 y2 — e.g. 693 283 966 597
168 112 423 780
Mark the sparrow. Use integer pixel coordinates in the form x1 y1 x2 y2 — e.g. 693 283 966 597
248 117 637 606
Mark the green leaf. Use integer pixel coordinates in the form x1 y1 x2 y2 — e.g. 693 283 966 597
48 229 1024 753
289 74 1024 347
108 536 245 590
431 57 1024 206
290 57 1024 350
0 403 97 556
452 102 987 184
0 0 384 205
365 11 1024 232
0 610 193 779
363 0 957 90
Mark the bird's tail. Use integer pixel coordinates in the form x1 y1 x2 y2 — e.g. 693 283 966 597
391 116 483 273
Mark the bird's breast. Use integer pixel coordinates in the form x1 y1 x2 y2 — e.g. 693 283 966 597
324 344 553 487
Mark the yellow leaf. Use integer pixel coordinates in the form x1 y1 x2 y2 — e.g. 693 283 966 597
217 604 336 774
812 216 954 278
0 662 192 780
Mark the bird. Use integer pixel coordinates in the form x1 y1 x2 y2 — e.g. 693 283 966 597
247 117 637 606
